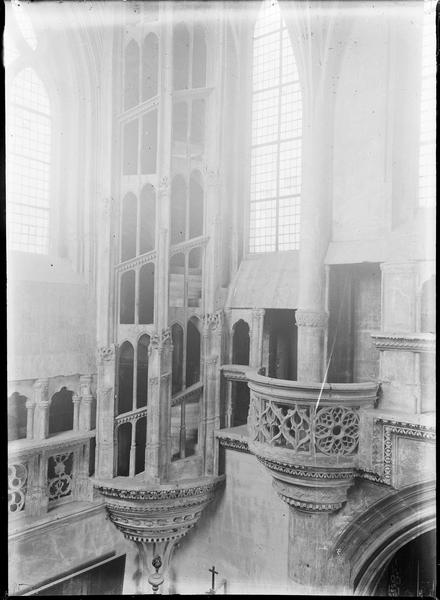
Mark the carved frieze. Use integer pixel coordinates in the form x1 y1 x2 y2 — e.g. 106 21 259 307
371 333 435 353
218 437 250 454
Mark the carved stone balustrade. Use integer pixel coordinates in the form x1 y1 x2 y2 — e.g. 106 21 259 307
94 475 225 593
246 370 378 513
8 431 95 522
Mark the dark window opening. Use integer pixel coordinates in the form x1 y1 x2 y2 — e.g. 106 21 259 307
142 33 158 101
138 262 155 324
123 120 138 175
8 392 27 441
139 185 156 254
137 334 150 408
141 110 157 174
186 317 201 387
327 263 381 384
135 416 146 475
124 39 140 111
231 381 250 427
171 323 184 395
89 437 96 476
264 309 297 380
232 320 250 366
117 422 131 476
120 270 135 324
121 193 137 262
49 388 74 435
117 342 134 415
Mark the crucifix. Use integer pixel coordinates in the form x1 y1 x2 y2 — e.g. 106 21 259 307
208 565 219 593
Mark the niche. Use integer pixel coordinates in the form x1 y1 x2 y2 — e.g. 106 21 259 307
232 320 250 366
264 309 298 380
118 342 134 415
186 317 201 387
8 392 27 441
49 388 74 435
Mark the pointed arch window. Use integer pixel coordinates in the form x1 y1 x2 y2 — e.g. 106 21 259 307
249 0 302 253
7 67 51 254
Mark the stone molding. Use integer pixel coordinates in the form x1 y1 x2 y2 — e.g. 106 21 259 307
115 249 157 273
97 345 116 363
218 436 250 453
373 418 436 486
371 333 435 353
295 310 329 328
95 478 223 501
114 408 148 427
255 455 354 481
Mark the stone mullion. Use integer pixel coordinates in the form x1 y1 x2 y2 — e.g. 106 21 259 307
129 419 137 478
33 378 49 440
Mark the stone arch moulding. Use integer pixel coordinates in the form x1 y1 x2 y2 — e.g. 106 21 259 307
332 480 436 596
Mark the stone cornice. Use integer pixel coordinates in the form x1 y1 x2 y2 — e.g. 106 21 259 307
94 477 224 501
371 333 435 353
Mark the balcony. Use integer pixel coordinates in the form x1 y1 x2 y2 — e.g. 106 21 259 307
246 369 379 513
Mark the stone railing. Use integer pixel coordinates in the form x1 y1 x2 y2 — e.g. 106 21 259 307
246 370 378 513
8 431 95 520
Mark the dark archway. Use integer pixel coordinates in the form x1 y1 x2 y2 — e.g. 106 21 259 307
139 262 155 324
118 342 134 415
232 319 250 366
49 387 74 434
117 422 131 476
8 392 27 441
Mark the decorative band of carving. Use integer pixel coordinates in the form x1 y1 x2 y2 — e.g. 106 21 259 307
277 493 344 513
218 437 250 453
373 418 436 486
371 333 435 353
255 456 354 480
97 345 116 362
295 310 329 328
96 479 223 500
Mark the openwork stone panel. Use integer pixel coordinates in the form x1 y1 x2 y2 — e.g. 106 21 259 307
47 452 73 502
8 463 28 513
249 395 360 457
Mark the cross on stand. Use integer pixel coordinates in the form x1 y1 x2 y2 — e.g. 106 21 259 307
207 566 219 594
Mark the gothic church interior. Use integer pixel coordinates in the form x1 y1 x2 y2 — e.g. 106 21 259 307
6 0 436 595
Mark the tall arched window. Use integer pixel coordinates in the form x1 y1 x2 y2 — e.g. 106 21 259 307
418 0 436 207
7 67 51 254
249 0 302 253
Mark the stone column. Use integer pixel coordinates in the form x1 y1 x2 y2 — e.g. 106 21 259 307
25 398 35 440
250 309 265 368
96 345 117 479
33 378 49 440
145 329 172 483
72 393 81 431
79 375 94 431
202 311 223 475
279 0 350 383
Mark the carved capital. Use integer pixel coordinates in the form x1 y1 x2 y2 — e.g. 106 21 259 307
295 310 328 328
149 329 172 355
203 311 224 333
79 375 93 397
97 345 116 363
33 378 49 403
